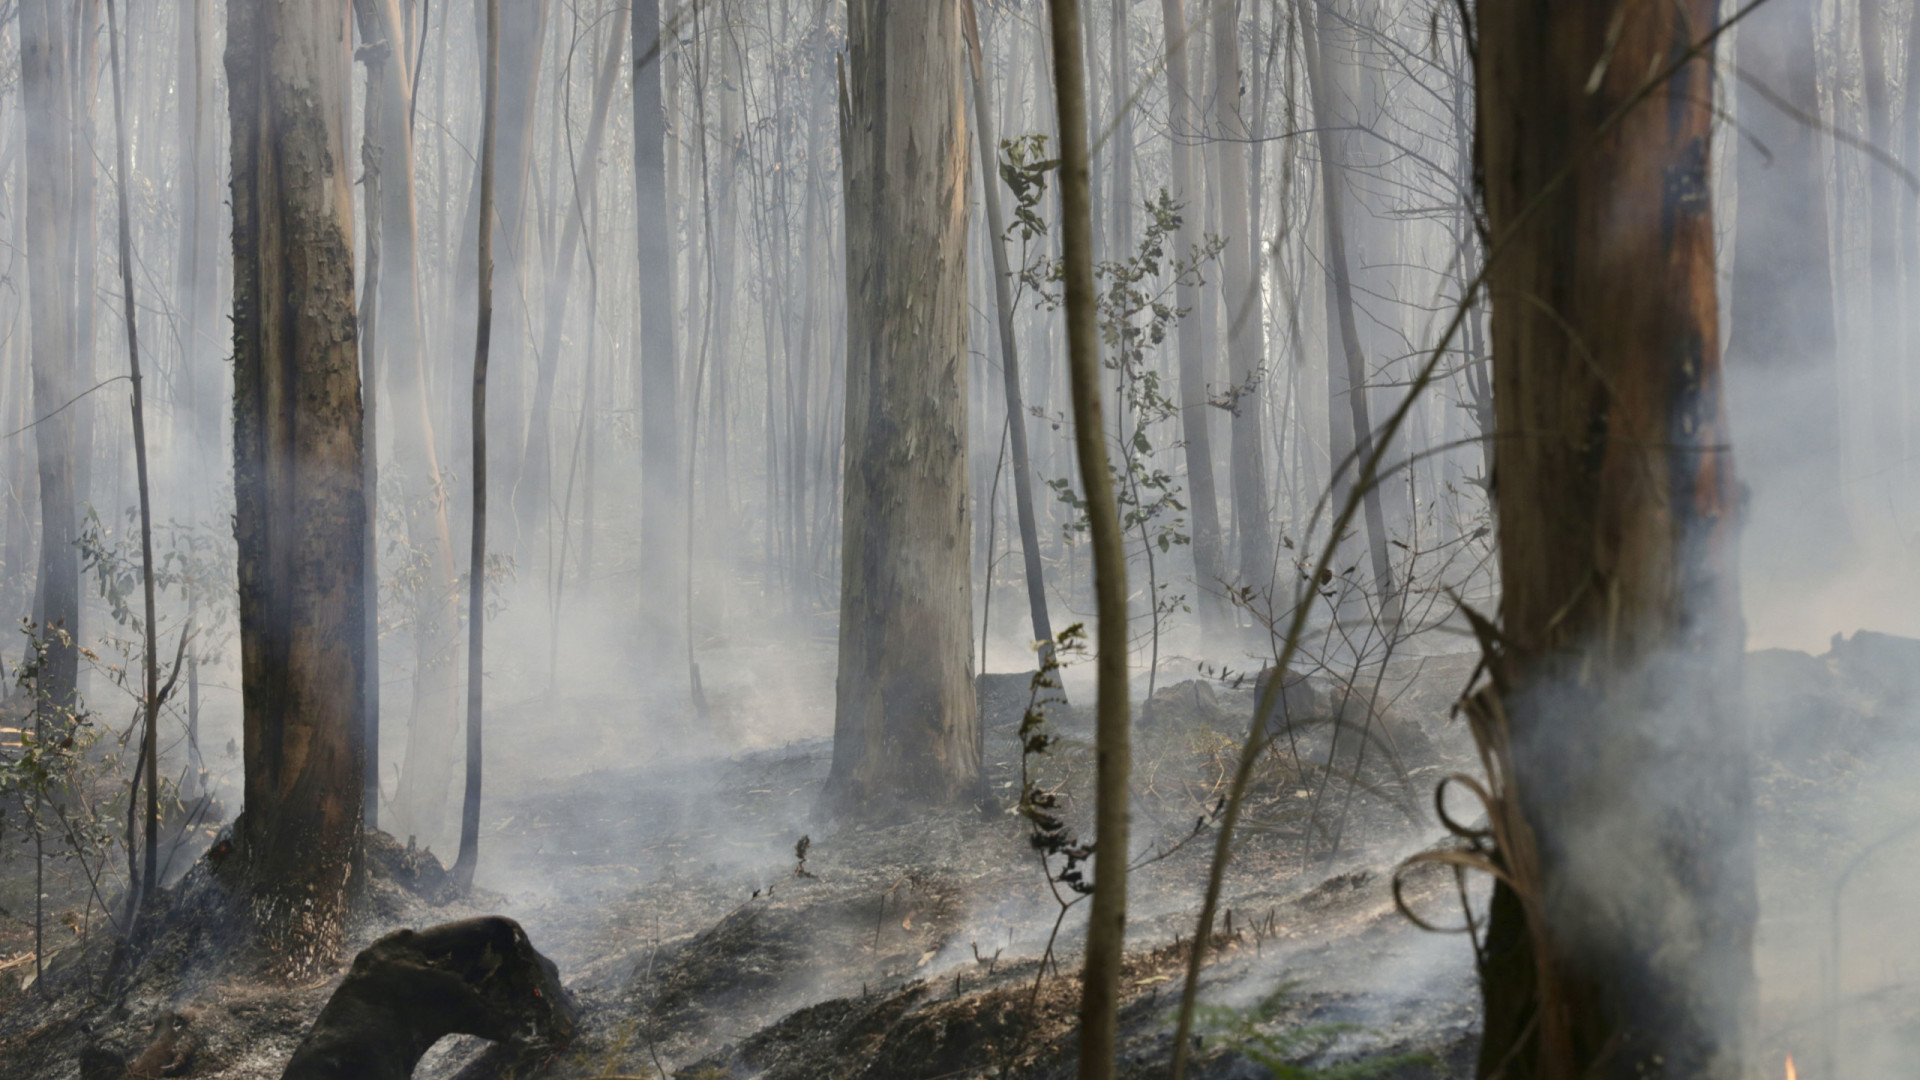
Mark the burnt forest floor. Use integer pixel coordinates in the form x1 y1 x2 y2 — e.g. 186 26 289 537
4 626 1920 1079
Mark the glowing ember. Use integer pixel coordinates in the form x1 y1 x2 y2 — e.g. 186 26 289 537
1785 1054 1797 1080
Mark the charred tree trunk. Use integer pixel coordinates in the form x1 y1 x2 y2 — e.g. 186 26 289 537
1473 2 1754 1076
280 917 574 1080
824 0 979 816
226 0 368 978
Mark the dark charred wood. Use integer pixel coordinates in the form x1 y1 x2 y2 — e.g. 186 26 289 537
280 917 574 1080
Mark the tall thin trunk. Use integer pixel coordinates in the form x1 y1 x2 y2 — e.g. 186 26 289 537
104 0 157 904
788 0 832 615
175 0 218 803
520 4 628 532
176 0 220 488
1861 0 1905 488
1299 0 1395 619
453 0 501 898
19 0 80 715
964 0 1054 660
356 7 387 835
1158 0 1227 633
360 0 465 855
450 0 545 544
1210 0 1273 594
67 0 99 523
633 0 684 663
1048 3 1129 1077
1107 0 1131 264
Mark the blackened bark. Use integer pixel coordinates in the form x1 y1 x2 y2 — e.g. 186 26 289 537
1474 2 1754 1075
226 0 367 978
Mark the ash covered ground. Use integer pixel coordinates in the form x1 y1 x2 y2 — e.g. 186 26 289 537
2 627 1917 1079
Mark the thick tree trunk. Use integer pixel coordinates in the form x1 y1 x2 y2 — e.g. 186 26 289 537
1158 0 1228 634
20 0 82 716
633 0 684 662
1727 0 1847 575
1473 2 1754 1076
225 0 367 979
824 0 979 815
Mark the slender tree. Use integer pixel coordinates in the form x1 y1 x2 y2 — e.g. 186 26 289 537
520 1 628 532
1047 2 1129 1076
824 0 980 815
19 0 82 717
453 0 502 897
103 0 159 906
963 0 1054 661
225 0 368 976
1158 0 1228 633
633 0 684 665
361 0 466 856
1209 0 1273 594
1300 0 1396 617
355 0 388 835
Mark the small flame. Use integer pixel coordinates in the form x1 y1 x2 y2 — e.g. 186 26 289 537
1785 1054 1796 1080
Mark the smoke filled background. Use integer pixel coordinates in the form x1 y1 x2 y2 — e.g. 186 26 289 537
0 0 1918 1077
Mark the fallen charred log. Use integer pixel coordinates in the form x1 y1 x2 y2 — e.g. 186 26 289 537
280 916 574 1080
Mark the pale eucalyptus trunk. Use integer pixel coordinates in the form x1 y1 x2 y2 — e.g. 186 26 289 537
825 0 979 815
1158 0 1228 633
